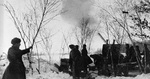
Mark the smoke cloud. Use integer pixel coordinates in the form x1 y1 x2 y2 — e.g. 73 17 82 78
61 0 95 26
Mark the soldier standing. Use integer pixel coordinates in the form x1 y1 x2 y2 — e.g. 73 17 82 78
81 44 92 75
69 44 75 73
69 44 81 79
2 37 32 79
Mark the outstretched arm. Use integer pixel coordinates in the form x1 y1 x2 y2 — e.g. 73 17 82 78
21 46 33 55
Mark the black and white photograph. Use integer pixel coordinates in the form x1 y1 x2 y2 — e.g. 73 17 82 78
1 0 150 79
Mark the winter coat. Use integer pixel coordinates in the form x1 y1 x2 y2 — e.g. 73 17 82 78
69 48 82 77
69 48 81 68
82 48 92 66
2 46 30 79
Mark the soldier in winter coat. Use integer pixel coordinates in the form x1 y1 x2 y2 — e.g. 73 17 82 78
2 37 32 79
69 44 81 79
69 44 75 72
81 44 92 74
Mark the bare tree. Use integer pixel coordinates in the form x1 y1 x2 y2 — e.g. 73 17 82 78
4 0 62 74
74 17 98 52
109 0 144 73
39 28 55 63
96 0 144 73
97 1 129 44
112 0 150 73
60 32 72 57
127 0 150 73
4 3 35 74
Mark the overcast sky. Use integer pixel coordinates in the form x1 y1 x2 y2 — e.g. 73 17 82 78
1 0 114 55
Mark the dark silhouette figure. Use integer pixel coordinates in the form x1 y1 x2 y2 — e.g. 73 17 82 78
126 44 130 58
136 46 141 60
74 45 82 79
128 46 137 62
81 44 92 75
69 44 75 72
90 54 110 76
120 44 130 76
69 44 81 79
123 44 130 63
124 45 137 63
2 37 32 79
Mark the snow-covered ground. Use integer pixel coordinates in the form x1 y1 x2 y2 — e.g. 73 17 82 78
1 53 150 79
27 72 72 79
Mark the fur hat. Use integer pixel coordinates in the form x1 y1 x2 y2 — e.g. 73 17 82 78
69 44 74 49
11 37 21 45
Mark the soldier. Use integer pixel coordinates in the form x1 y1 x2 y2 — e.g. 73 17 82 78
129 46 136 62
69 44 75 72
121 44 130 76
74 45 82 79
2 37 32 79
125 44 130 58
69 44 81 79
81 44 92 75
